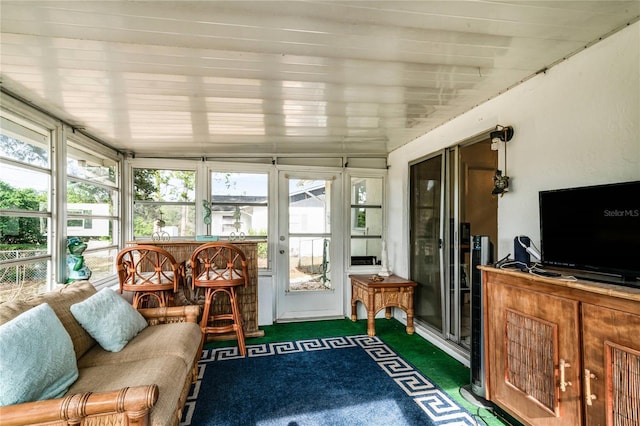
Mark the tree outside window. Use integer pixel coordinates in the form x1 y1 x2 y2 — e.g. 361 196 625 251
1 122 51 302
133 168 196 239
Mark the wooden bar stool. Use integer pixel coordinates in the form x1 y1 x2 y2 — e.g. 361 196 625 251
190 242 248 356
116 245 184 308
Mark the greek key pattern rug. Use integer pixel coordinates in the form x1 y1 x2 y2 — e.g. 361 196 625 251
180 335 479 425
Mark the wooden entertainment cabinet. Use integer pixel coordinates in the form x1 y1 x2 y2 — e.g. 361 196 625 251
479 266 640 426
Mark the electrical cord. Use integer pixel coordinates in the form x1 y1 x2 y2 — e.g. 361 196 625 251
456 387 483 426
528 263 578 281
497 258 579 282
457 385 517 425
558 275 578 281
496 260 529 271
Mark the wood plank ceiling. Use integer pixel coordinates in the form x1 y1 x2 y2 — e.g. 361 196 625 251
1 1 639 158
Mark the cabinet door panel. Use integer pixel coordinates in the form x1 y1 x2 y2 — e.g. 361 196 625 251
582 303 640 426
487 281 581 426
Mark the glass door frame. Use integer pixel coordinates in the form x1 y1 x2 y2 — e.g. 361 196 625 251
446 145 462 346
409 150 447 334
275 168 344 321
410 143 490 349
407 132 497 357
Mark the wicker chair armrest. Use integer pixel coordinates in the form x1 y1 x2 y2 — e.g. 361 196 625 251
138 305 200 324
0 385 158 426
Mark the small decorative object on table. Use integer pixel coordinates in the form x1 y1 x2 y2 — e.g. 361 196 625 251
378 240 392 277
152 212 170 241
66 237 92 283
202 200 212 225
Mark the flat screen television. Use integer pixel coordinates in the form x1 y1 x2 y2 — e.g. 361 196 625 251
539 180 640 287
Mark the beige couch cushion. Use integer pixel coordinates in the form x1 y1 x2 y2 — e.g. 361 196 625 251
0 281 97 359
0 300 32 325
78 321 201 374
69 356 188 426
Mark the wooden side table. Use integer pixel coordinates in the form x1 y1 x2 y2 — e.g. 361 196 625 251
349 274 417 337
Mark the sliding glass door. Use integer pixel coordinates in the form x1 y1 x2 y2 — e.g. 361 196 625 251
448 142 497 348
410 154 445 332
410 141 497 351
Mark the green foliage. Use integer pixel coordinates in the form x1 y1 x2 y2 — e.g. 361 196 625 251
356 209 366 228
0 180 47 245
67 181 112 204
133 169 160 201
132 169 196 237
0 134 49 166
133 215 154 237
171 170 195 201
257 241 268 260
133 168 195 202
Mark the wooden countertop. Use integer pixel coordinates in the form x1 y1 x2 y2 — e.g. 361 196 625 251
479 265 640 303
128 239 266 245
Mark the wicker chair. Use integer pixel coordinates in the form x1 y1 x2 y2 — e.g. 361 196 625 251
190 242 248 356
116 245 184 308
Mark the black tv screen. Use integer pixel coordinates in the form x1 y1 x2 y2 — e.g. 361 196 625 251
539 181 640 285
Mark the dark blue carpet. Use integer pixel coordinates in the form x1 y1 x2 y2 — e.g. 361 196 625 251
181 335 479 426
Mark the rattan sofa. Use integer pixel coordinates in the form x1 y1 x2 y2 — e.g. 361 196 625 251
0 281 202 426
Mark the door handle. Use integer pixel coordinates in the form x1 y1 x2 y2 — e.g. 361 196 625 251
584 369 597 406
559 359 571 392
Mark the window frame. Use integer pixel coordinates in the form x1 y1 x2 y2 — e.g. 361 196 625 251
127 159 198 242
205 162 274 272
1 94 123 301
1 101 56 300
346 170 386 271
65 133 121 284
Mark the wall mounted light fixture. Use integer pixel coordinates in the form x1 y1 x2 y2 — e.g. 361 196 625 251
490 125 514 144
490 125 514 196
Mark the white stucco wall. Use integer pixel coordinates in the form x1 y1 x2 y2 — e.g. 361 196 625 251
387 21 640 276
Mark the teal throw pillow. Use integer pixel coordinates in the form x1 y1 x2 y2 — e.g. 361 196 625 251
70 288 148 352
0 303 78 406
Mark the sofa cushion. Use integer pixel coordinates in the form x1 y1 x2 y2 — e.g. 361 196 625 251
71 288 148 352
68 356 188 426
0 281 98 360
0 303 79 406
78 321 201 374
0 300 32 326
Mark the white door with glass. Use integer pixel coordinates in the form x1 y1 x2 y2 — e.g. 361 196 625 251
276 171 343 321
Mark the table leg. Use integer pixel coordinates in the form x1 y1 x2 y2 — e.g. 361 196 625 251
407 312 415 334
406 293 415 334
367 289 376 336
367 309 376 337
384 307 392 319
351 298 357 322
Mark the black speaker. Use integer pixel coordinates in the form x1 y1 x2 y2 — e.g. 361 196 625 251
514 235 531 266
470 235 493 398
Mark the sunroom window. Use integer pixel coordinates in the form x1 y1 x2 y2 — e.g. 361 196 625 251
66 139 120 283
0 114 51 302
132 168 196 239
209 171 269 268
350 176 383 267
